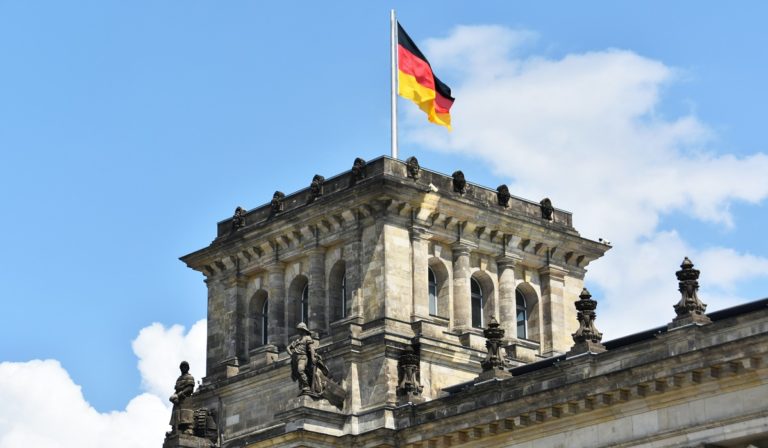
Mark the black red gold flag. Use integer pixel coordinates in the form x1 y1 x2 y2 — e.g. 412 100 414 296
397 23 455 129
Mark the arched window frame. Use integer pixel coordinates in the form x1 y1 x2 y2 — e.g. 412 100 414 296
471 277 484 328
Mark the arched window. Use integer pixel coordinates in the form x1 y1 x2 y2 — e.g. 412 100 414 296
516 289 527 339
428 268 438 316
261 299 269 344
471 278 484 328
301 284 309 324
341 274 347 318
249 289 268 350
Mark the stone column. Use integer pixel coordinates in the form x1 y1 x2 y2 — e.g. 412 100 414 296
267 263 286 348
233 273 249 363
452 243 473 330
347 227 363 319
539 264 568 356
308 246 327 334
496 255 521 337
411 227 430 321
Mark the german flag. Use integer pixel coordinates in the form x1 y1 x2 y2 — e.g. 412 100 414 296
397 23 455 129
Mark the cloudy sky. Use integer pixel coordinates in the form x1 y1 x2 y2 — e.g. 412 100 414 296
1 2 767 446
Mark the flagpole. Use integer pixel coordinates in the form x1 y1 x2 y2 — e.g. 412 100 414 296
390 9 398 160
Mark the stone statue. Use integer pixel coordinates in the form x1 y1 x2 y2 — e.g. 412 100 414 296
231 206 246 231
287 323 325 396
308 174 325 203
287 323 347 408
270 191 285 215
405 156 421 179
168 361 196 436
452 170 466 194
350 157 367 186
540 197 554 220
496 184 511 207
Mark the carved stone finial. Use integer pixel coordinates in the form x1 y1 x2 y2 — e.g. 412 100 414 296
568 288 606 356
350 157 367 186
670 257 711 329
481 316 507 372
231 206 246 231
397 344 424 403
405 156 421 179
540 197 554 220
308 174 325 203
496 184 511 207
452 170 466 194
270 191 285 215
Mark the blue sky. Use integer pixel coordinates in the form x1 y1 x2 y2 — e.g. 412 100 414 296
1 2 768 445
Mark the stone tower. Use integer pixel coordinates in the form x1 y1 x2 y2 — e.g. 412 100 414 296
172 156 609 447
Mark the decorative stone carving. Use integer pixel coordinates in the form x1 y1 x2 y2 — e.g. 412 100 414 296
193 408 218 444
540 197 554 220
287 323 346 408
670 257 711 329
270 191 285 215
568 288 606 356
397 344 423 403
477 317 511 381
231 206 246 231
405 156 420 179
496 184 511 207
350 157 366 186
308 174 325 202
452 170 466 195
167 361 195 436
481 317 506 372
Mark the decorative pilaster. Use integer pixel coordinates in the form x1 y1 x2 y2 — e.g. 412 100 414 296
308 246 327 334
669 257 711 329
452 242 474 330
496 255 521 337
397 344 424 404
538 264 568 356
477 317 511 381
567 288 605 357
267 263 286 348
411 227 430 321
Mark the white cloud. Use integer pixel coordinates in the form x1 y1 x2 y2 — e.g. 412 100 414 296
0 320 206 448
408 25 768 337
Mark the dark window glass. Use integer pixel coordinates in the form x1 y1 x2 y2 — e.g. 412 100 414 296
301 284 309 324
428 268 437 315
341 274 347 318
471 278 483 328
516 290 527 339
262 299 269 344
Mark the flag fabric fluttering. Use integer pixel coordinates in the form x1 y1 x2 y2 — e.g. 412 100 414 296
397 23 455 130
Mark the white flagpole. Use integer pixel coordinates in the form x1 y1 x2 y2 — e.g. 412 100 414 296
390 9 398 159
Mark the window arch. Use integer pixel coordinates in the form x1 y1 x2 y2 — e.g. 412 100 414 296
329 260 348 322
471 277 484 328
287 275 310 331
515 283 540 342
428 257 450 318
428 267 438 316
516 289 527 339
249 289 269 350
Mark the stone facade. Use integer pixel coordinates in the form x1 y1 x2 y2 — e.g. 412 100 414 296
170 157 768 448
